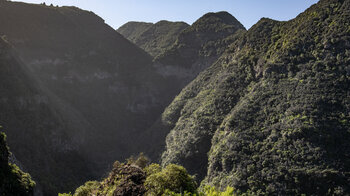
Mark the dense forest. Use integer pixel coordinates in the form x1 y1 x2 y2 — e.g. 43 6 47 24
159 0 350 194
0 0 349 195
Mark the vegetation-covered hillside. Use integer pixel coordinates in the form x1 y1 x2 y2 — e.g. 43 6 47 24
160 0 350 194
0 131 35 196
1 0 350 195
117 21 189 57
154 11 246 85
59 155 234 196
116 21 154 44
141 12 247 160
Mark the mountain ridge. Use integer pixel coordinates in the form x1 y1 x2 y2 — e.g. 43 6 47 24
160 0 350 194
0 1 178 194
117 20 189 57
153 11 246 85
1 0 350 195
142 11 247 163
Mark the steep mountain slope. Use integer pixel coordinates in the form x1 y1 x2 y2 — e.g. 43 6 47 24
160 0 350 194
142 11 246 162
153 11 246 85
0 131 35 196
116 21 153 43
0 1 177 179
117 21 189 57
0 37 94 195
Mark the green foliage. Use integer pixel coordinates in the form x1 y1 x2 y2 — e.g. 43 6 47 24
202 186 235 196
68 158 238 196
160 0 350 195
144 163 162 176
0 131 35 196
163 189 196 196
73 181 100 196
162 186 236 196
58 193 73 196
144 164 197 196
97 161 147 196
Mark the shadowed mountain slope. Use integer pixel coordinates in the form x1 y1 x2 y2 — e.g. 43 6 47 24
117 21 189 57
153 11 246 85
0 1 178 194
0 37 94 195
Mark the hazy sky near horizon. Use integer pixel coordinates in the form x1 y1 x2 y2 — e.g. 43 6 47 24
13 0 319 29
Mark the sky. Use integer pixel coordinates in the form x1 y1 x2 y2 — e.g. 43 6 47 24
13 0 320 30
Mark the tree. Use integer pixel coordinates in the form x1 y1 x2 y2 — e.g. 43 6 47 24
144 164 197 195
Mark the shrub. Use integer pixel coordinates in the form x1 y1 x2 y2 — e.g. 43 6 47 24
144 164 197 195
58 193 73 196
203 186 235 196
162 186 236 196
144 163 161 176
73 181 100 196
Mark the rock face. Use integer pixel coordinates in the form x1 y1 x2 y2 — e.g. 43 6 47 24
160 0 350 194
0 1 176 195
117 21 189 57
0 131 35 196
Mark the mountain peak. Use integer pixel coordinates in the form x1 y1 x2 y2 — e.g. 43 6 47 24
202 11 238 23
192 11 245 30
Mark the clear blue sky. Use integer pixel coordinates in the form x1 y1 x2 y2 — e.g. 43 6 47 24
13 0 319 29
